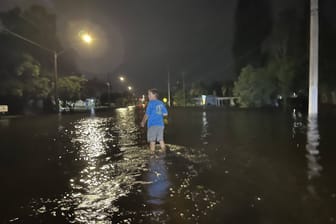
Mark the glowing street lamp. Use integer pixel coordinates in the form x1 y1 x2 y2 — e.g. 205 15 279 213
128 86 132 91
81 33 93 44
0 24 93 111
119 76 125 82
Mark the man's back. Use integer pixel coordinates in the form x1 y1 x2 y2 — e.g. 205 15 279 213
146 100 168 127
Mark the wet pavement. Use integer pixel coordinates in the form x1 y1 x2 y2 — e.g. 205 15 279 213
0 107 335 223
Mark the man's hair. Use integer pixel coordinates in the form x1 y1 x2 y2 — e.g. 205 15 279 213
148 88 159 98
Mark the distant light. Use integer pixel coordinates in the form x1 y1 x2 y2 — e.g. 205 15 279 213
119 76 125 82
163 97 168 103
201 95 206 105
81 33 92 44
128 86 132 91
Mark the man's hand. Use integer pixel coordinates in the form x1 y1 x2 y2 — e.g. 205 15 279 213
140 120 145 128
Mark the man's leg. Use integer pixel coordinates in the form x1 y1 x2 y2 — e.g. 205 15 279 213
147 126 156 152
149 141 156 152
159 140 166 151
158 126 165 151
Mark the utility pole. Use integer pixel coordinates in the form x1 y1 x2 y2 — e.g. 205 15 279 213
182 72 186 107
54 52 59 111
309 0 319 116
167 68 171 107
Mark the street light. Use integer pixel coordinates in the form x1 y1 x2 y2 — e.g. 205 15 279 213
128 86 132 91
0 24 92 111
119 76 125 82
81 33 93 44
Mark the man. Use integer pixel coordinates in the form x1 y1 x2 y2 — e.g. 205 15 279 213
141 88 168 152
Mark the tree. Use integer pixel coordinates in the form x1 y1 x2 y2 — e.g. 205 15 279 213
172 89 185 106
0 53 51 99
259 9 307 106
270 57 297 106
0 5 79 113
233 65 277 107
221 81 234 97
58 76 87 101
189 81 208 97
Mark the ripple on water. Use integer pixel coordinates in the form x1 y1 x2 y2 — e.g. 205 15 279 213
17 114 220 223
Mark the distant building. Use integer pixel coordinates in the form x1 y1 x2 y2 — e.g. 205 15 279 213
192 95 238 107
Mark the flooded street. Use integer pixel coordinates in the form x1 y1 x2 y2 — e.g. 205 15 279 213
0 107 336 223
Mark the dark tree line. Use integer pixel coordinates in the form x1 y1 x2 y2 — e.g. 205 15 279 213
232 0 336 107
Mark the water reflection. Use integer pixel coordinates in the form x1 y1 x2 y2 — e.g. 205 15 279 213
291 109 305 139
291 111 323 198
306 116 322 181
71 117 119 222
23 107 151 223
145 154 170 206
69 107 147 222
115 107 140 146
201 111 209 145
0 118 10 127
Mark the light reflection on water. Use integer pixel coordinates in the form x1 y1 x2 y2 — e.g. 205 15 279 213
1 108 335 223
20 107 219 223
306 116 322 180
305 116 323 198
68 107 149 222
291 110 323 198
200 111 209 145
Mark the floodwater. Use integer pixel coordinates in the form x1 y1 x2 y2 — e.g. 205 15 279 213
0 107 335 224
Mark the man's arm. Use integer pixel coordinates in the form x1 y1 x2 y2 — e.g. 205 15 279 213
141 114 148 127
162 104 168 116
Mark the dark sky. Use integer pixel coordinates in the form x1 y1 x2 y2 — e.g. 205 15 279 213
0 0 334 93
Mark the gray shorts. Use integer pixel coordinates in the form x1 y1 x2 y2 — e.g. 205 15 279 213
147 126 164 142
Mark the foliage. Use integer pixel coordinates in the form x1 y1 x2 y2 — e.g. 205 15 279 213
58 76 87 101
233 7 307 108
189 81 208 97
0 53 51 98
233 65 277 107
173 89 193 106
221 81 234 97
0 5 80 113
172 89 185 106
270 57 297 100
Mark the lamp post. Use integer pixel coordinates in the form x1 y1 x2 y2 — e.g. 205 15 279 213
106 82 111 105
0 25 93 111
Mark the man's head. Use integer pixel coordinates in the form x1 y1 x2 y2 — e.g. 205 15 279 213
148 88 159 100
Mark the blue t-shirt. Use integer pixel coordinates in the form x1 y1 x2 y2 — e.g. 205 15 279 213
146 100 168 127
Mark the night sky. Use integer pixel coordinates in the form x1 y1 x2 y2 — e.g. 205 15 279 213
0 0 335 93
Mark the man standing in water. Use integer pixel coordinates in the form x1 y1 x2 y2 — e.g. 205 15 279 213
141 88 168 152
